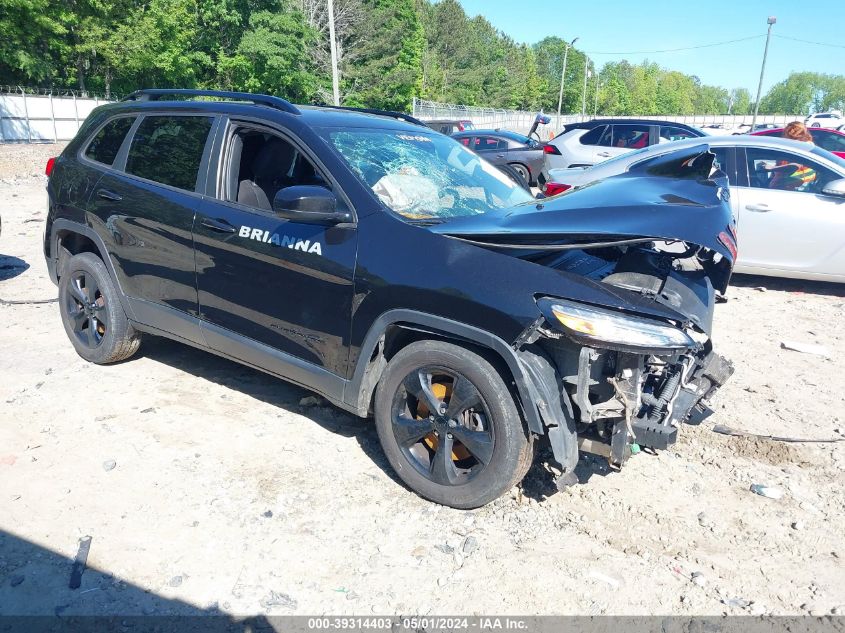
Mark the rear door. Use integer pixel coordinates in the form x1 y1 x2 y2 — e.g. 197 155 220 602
593 123 651 164
85 113 216 342
472 136 507 163
734 146 845 275
194 119 358 378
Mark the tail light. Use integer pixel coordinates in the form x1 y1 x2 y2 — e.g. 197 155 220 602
543 144 561 155
718 230 738 260
544 182 571 196
45 157 56 177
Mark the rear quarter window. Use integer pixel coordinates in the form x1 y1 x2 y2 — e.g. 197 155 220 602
125 115 214 191
85 116 135 165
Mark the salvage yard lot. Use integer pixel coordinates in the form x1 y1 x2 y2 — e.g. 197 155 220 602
1 144 844 616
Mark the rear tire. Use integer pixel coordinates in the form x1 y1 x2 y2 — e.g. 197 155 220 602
374 340 532 508
58 252 141 364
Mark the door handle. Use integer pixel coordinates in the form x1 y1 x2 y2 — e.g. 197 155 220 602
745 203 771 212
201 217 237 233
597 151 611 157
495 153 506 158
97 189 122 202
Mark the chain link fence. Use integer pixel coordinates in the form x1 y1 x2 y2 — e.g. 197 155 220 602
412 98 799 137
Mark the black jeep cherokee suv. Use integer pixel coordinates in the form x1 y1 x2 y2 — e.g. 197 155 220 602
44 89 735 508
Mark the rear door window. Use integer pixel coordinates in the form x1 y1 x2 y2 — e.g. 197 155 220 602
473 136 506 152
611 124 651 149
85 116 135 166
125 115 214 191
579 125 607 145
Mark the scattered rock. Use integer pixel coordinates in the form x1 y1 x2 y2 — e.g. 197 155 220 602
10 574 24 587
168 575 183 587
140 407 156 414
259 591 297 610
722 597 752 609
780 340 830 358
453 552 464 568
832 606 844 615
436 577 448 587
691 571 707 587
102 459 117 472
462 535 479 555
697 512 714 528
410 546 427 559
299 396 322 407
750 484 783 500
435 543 454 555
791 520 804 531
262 510 273 518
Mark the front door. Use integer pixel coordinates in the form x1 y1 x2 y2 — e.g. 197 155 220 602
194 121 358 378
734 146 845 275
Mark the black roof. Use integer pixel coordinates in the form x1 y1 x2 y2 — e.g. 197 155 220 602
117 89 427 132
566 118 703 133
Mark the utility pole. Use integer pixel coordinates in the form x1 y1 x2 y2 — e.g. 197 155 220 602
593 73 600 117
327 0 340 106
556 37 579 122
751 16 776 131
581 56 590 121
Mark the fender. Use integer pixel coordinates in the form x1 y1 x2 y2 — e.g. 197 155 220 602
345 309 559 436
48 218 136 321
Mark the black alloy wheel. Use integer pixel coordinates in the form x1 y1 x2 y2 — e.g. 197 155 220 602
391 366 494 486
58 252 142 364
374 340 533 508
64 269 108 349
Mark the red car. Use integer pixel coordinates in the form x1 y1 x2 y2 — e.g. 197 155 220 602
751 127 845 159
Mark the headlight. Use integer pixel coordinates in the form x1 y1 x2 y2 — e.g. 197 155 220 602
537 298 695 352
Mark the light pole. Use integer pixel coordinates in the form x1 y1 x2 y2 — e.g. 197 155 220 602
581 56 590 121
328 0 340 106
593 72 600 117
556 37 579 121
751 16 776 131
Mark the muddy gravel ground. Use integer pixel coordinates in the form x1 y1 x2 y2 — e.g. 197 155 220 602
1 144 844 617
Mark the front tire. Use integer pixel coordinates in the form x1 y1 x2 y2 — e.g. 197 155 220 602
58 252 141 364
374 340 532 508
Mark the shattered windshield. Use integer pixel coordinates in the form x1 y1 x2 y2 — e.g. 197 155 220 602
322 128 535 220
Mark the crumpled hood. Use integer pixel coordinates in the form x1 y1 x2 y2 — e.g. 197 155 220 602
432 147 736 292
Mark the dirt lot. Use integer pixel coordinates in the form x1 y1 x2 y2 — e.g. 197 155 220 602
1 143 844 617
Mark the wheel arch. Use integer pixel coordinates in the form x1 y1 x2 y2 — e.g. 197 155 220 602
50 219 135 319
344 310 547 436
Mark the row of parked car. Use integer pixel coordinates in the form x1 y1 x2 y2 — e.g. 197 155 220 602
422 115 845 283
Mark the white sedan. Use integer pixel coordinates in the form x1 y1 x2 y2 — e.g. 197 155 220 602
544 136 845 283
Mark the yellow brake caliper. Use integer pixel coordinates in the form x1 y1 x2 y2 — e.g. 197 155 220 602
418 381 471 461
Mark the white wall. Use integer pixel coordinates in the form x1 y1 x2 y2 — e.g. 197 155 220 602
0 92 111 142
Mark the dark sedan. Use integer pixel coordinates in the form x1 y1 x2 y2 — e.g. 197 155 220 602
452 129 545 185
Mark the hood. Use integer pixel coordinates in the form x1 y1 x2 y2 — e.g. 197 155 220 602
433 147 736 292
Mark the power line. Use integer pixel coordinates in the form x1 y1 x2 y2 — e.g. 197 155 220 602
774 34 845 49
585 34 764 55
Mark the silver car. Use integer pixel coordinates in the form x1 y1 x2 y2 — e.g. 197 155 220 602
545 136 845 283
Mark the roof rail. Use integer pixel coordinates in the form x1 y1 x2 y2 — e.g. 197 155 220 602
122 89 300 115
328 106 426 127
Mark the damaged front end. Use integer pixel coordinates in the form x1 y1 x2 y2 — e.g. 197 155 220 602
518 296 733 479
440 147 736 485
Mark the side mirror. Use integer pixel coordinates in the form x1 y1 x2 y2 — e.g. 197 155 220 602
272 185 353 224
821 178 845 198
